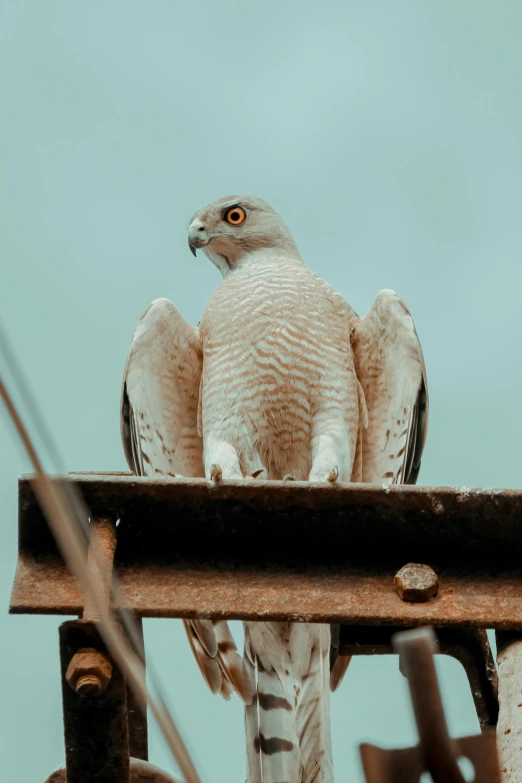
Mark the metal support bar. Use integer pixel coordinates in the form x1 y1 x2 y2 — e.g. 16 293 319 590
82 515 117 622
57 514 148 781
397 629 467 781
59 620 130 783
360 628 501 783
11 474 522 628
339 625 498 729
495 631 522 783
125 617 148 762
83 514 148 761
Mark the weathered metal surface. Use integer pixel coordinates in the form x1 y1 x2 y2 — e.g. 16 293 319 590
441 627 499 731
360 627 501 783
495 631 522 783
360 734 501 783
83 515 117 622
125 617 148 762
65 648 113 696
44 758 183 783
59 621 130 783
10 474 522 627
395 562 439 602
340 625 498 728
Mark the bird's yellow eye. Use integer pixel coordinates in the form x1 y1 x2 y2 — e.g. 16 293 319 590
225 206 246 226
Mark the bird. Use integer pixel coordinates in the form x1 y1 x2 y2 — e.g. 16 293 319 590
120 194 428 783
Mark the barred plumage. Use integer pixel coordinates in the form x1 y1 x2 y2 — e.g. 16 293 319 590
121 195 428 783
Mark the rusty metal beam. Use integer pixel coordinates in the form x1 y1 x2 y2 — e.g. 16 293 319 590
10 474 522 627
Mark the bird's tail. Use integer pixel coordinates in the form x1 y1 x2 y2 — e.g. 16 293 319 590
183 619 252 702
244 622 333 783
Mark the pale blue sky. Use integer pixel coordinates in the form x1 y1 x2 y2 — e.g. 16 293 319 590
1 1 522 780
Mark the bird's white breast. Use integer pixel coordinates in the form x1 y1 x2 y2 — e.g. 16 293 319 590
199 254 358 478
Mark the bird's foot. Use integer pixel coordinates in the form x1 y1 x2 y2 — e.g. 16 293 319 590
284 474 297 481
327 467 339 483
210 463 223 483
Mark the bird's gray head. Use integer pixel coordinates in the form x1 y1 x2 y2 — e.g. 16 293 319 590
187 195 299 276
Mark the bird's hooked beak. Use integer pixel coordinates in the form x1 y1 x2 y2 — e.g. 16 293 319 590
188 218 210 257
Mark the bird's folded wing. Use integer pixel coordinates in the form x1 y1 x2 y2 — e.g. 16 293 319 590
121 298 204 479
120 298 251 702
350 288 428 486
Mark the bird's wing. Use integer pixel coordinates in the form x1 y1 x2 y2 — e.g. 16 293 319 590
121 298 204 479
350 288 428 486
120 298 251 703
329 290 428 693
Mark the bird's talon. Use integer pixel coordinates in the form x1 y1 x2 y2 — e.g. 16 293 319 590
210 464 222 482
327 467 339 483
251 468 265 479
284 474 297 481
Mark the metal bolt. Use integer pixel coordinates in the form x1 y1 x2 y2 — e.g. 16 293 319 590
395 563 439 603
65 648 113 696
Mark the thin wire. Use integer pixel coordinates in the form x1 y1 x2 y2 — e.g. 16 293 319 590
0 335 202 783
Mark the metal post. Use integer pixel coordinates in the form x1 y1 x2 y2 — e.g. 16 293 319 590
82 515 117 622
58 513 148 781
60 620 130 783
360 627 501 783
125 616 148 761
395 628 466 782
496 631 522 782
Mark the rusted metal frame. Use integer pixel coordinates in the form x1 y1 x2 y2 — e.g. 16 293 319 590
82 515 117 622
397 629 466 781
59 620 130 783
17 474 522 571
495 631 522 783
124 616 148 762
339 625 498 729
82 515 148 761
360 628 501 783
11 474 522 628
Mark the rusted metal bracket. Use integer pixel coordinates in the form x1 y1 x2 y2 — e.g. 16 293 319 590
360 628 501 783
58 620 131 783
44 617 176 783
11 474 522 628
339 625 498 729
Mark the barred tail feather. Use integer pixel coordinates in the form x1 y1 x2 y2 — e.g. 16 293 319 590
183 619 252 702
244 622 333 783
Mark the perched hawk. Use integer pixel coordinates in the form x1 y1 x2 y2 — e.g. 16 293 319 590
121 195 428 783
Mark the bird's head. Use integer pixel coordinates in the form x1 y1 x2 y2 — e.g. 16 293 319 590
187 195 299 276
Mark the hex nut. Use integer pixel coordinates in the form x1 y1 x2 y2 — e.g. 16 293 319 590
394 563 439 603
65 648 113 696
